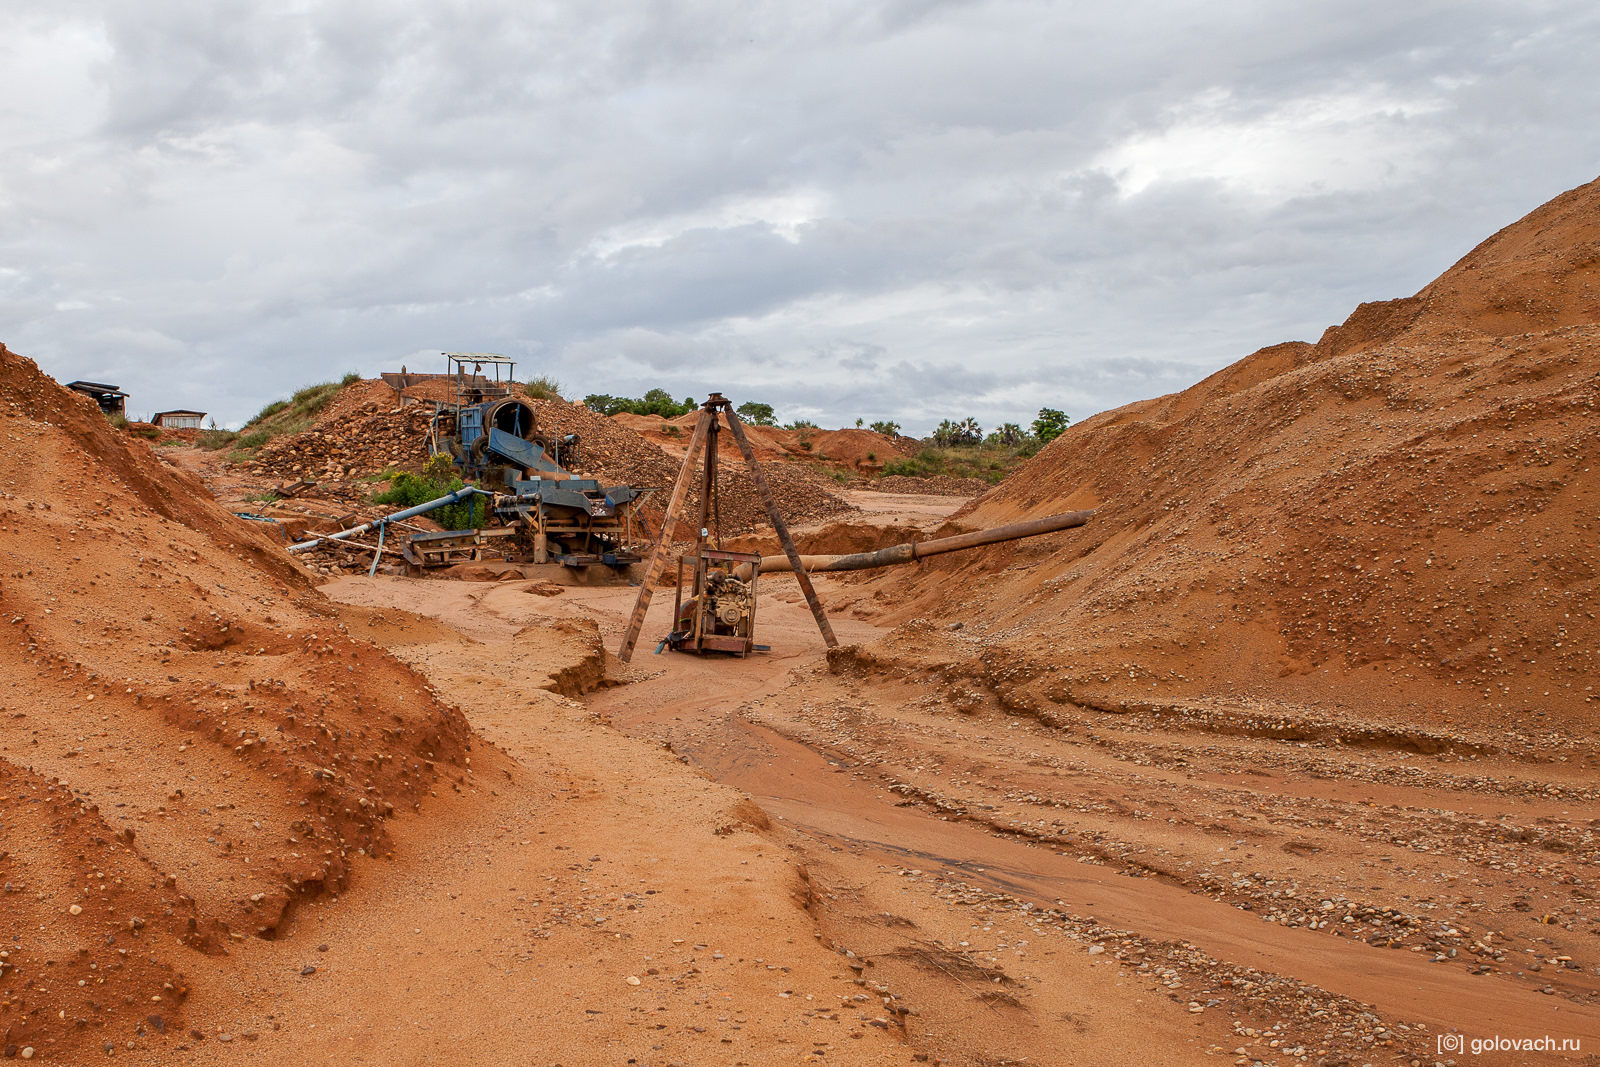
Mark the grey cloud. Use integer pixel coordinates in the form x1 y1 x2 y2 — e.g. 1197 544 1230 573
1 0 1597 435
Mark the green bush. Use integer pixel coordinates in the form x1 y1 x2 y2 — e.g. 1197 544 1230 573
878 440 1023 485
374 471 483 531
784 418 818 430
133 425 160 440
250 399 289 424
109 414 129 430
197 429 237 451
289 382 341 420
882 451 942 478
341 372 361 386
236 430 271 450
524 375 564 401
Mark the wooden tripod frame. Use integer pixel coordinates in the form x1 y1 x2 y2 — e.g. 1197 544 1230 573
616 393 838 662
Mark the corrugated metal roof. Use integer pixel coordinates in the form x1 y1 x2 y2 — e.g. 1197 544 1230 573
66 381 129 396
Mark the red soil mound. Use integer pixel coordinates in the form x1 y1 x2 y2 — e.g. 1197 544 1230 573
540 401 855 533
609 411 669 433
0 345 476 1060
802 427 909 469
641 411 911 470
861 175 1600 738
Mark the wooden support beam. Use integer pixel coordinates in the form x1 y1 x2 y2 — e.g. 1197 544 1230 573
722 407 838 649
615 409 712 662
327 538 405 559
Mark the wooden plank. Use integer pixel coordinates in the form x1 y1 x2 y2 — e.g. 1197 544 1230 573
616 409 712 662
330 538 405 559
722 409 838 649
699 635 752 653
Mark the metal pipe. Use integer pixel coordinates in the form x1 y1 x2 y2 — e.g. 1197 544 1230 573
286 486 492 554
732 509 1094 579
367 522 387 577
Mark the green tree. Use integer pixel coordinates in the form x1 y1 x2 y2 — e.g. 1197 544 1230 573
637 388 679 417
736 401 776 426
868 419 901 437
583 390 698 418
987 422 1026 447
1031 408 1070 443
932 417 981 447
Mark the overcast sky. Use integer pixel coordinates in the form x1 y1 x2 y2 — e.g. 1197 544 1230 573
3 1 1597 433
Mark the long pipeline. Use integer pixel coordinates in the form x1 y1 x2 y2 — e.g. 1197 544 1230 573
285 486 493 554
733 509 1094 579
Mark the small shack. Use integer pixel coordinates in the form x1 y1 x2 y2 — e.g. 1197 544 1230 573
152 409 208 429
67 381 128 417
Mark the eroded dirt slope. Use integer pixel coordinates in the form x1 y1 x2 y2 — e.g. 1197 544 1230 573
0 345 476 1061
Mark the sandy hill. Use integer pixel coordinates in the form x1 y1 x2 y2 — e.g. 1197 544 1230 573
0 344 479 1060
854 174 1600 743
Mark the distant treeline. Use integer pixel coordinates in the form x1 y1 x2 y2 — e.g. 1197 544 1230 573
582 389 698 418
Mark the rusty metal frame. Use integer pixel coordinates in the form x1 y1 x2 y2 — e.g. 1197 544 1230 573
616 393 836 662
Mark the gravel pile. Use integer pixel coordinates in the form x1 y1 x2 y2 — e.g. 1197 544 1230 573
236 385 854 535
245 400 434 479
531 398 857 533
